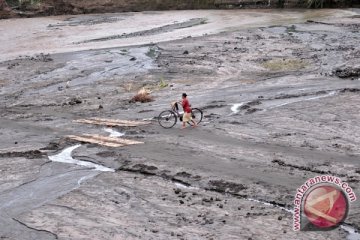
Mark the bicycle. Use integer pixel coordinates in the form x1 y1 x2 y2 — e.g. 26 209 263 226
158 102 203 129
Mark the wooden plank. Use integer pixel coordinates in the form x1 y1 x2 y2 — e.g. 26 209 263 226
74 118 150 127
83 134 144 145
67 134 144 148
67 135 124 147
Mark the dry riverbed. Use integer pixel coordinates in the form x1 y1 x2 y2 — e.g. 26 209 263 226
0 9 360 240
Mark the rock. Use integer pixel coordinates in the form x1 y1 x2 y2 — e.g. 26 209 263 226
68 97 82 105
333 66 360 78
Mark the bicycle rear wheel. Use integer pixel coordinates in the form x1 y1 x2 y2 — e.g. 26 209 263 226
158 110 177 128
188 108 203 126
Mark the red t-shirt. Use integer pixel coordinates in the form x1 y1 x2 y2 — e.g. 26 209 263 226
182 98 192 113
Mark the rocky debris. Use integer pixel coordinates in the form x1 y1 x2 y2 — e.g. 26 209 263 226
202 104 226 110
207 180 247 195
245 108 262 114
120 163 158 176
0 150 44 159
271 159 346 177
333 66 360 78
40 142 60 151
66 97 82 106
339 88 360 93
7 62 20 69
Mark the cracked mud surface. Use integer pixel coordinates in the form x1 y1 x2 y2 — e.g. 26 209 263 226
1 9 360 240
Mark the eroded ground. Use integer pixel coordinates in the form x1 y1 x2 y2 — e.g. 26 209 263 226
0 9 360 240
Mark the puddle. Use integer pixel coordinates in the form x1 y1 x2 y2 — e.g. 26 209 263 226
104 128 125 137
230 103 244 115
341 225 360 240
49 145 115 172
174 182 199 190
267 91 337 110
247 198 293 214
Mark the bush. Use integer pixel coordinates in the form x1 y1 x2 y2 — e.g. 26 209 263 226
131 88 154 103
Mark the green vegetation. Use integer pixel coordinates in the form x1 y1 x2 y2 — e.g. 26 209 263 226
262 58 308 71
146 47 157 58
158 78 168 89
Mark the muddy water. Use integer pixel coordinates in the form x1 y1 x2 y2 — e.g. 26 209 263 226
104 128 125 137
0 9 356 62
49 145 115 172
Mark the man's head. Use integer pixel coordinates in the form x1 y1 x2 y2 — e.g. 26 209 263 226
182 93 187 99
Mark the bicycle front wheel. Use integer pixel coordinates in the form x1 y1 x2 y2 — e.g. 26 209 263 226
158 110 177 128
189 108 203 126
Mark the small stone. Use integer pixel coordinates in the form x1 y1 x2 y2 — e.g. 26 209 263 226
174 188 181 194
219 204 223 209
183 50 189 55
278 216 283 221
238 207 241 210
97 96 101 99
14 142 18 145
179 200 184 204
130 57 136 61
98 105 103 109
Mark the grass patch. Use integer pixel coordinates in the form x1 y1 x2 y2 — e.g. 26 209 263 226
158 78 168 89
262 58 308 71
146 47 157 58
